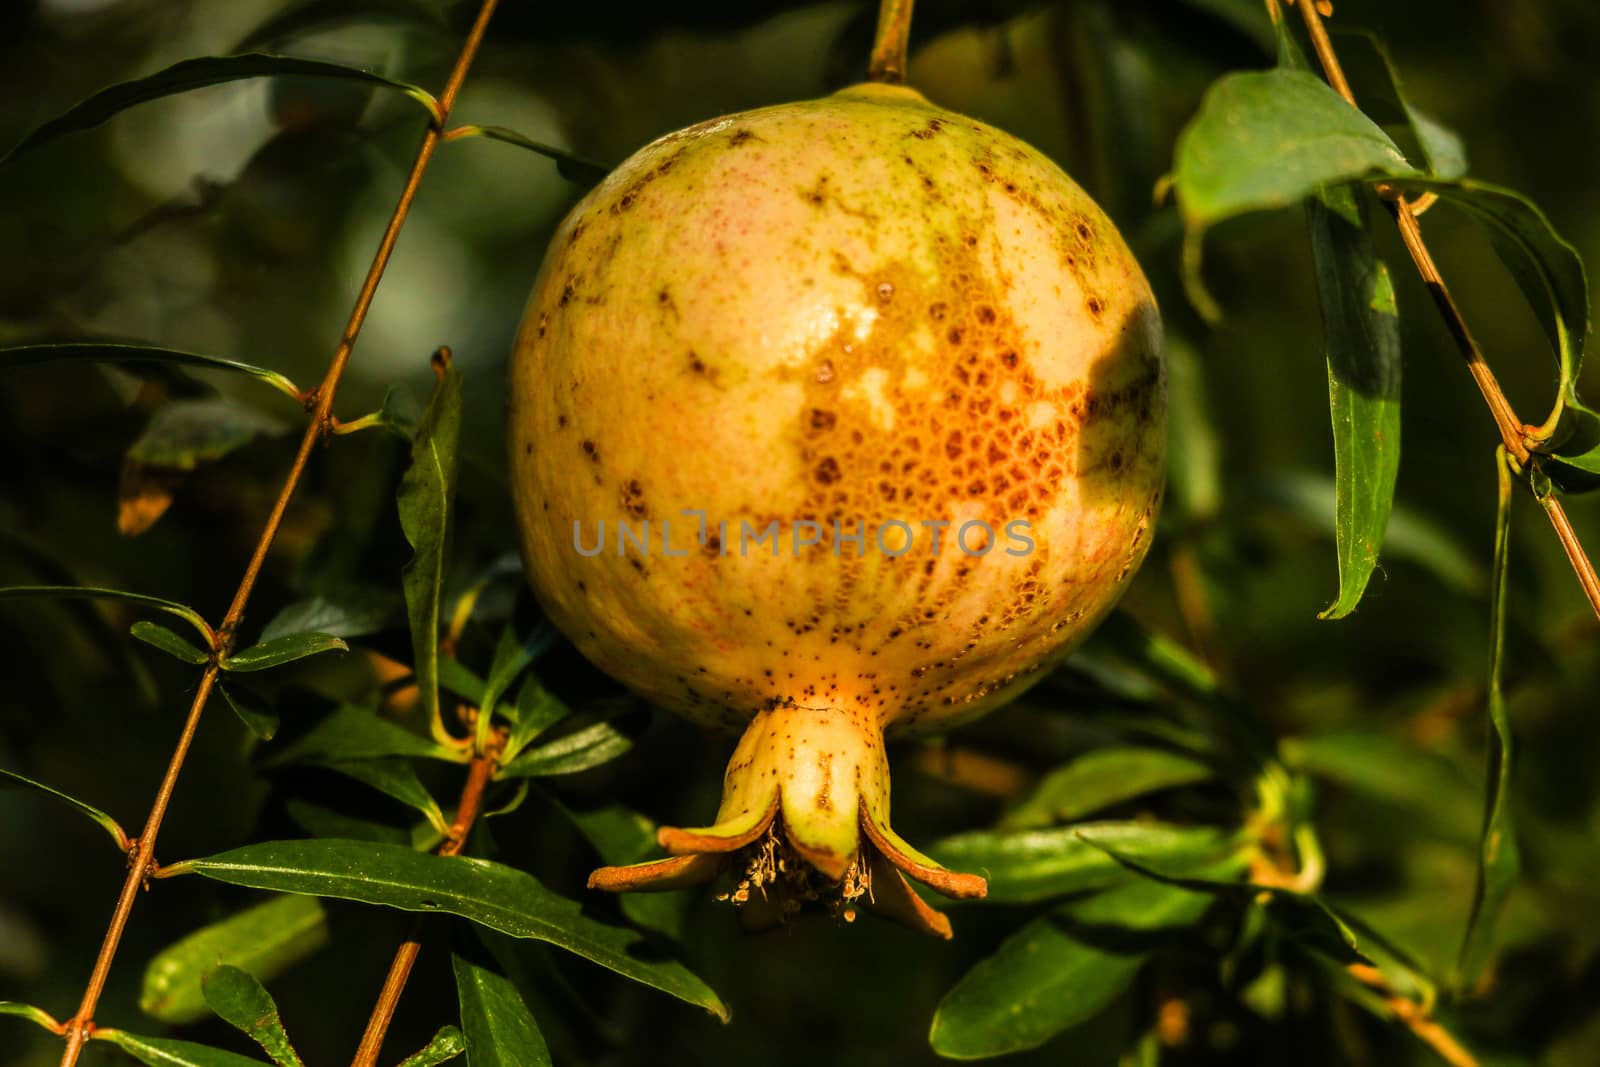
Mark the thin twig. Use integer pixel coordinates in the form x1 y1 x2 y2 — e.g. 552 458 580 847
1283 0 1600 621
1346 963 1480 1067
349 742 501 1067
54 4 502 1063
868 0 916 84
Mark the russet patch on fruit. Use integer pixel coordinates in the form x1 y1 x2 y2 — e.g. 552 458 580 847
508 82 1165 937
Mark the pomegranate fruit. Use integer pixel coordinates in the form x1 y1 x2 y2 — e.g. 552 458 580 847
507 82 1164 937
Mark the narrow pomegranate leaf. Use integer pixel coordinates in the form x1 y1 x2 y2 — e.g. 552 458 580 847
201 966 303 1067
1169 68 1415 317
1285 729 1481 843
476 620 555 751
443 124 610 187
1000 747 1213 829
180 839 729 1021
931 876 1222 1058
453 953 552 1067
260 588 401 643
0 584 211 645
263 700 465 767
0 342 300 399
1329 30 1467 179
398 357 463 744
1307 184 1401 619
503 674 571 759
141 895 329 1026
0 1001 61 1031
131 620 211 665
1455 453 1521 989
221 631 348 672
496 704 644 779
127 398 292 471
0 54 439 165
91 1029 270 1066
321 759 450 836
395 1026 466 1067
220 684 280 742
928 821 1238 904
1377 177 1595 490
1 767 128 851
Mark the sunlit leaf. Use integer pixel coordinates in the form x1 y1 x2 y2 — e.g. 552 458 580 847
142 895 329 1026
496 703 644 779
0 342 299 399
399 355 463 744
181 839 728 1020
1307 185 1401 619
453 952 551 1067
202 966 303 1067
395 1026 466 1067
1001 747 1213 829
1330 30 1467 179
131 620 211 665
1 53 439 165
222 631 348 673
1 767 128 851
0 1001 61 1031
503 675 571 760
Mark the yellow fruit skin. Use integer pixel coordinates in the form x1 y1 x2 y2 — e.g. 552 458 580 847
509 83 1164 740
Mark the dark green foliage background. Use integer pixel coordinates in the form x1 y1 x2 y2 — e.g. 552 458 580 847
2 1 1599 1065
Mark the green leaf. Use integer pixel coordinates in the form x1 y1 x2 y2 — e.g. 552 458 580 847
141 895 329 1026
283 799 416 847
439 657 487 706
235 0 448 53
222 631 348 673
496 704 643 779
930 876 1223 1058
201 966 303 1067
443 124 610 188
220 685 280 742
453 953 552 1067
503 675 572 760
928 821 1238 904
1379 177 1592 481
0 342 301 399
0 1001 60 1031
1001 747 1214 829
128 398 291 471
1456 454 1522 988
1307 185 1402 619
131 620 212 665
0 584 212 645
1170 68 1415 317
260 588 400 643
1284 730 1481 843
1 53 440 165
554 798 686 939
475 623 553 752
92 1029 272 1066
1329 30 1467 179
1 767 128 851
182 839 727 1020
396 1026 467 1067
323 759 449 836
264 701 464 767
398 356 463 744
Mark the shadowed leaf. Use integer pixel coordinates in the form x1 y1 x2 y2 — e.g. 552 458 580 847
92 1029 271 1066
453 953 551 1067
131 620 211 665
264 701 464 767
444 124 610 187
1 767 129 851
1001 747 1214 829
0 342 299 398
202 966 303 1067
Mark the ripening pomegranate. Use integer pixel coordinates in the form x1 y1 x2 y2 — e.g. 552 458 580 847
507 81 1164 937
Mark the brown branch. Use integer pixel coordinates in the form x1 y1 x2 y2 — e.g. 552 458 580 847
868 0 916 84
1283 0 1600 621
349 740 502 1067
1346 963 1480 1067
53 3 502 1064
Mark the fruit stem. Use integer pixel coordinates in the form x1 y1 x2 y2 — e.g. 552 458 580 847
868 0 915 84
